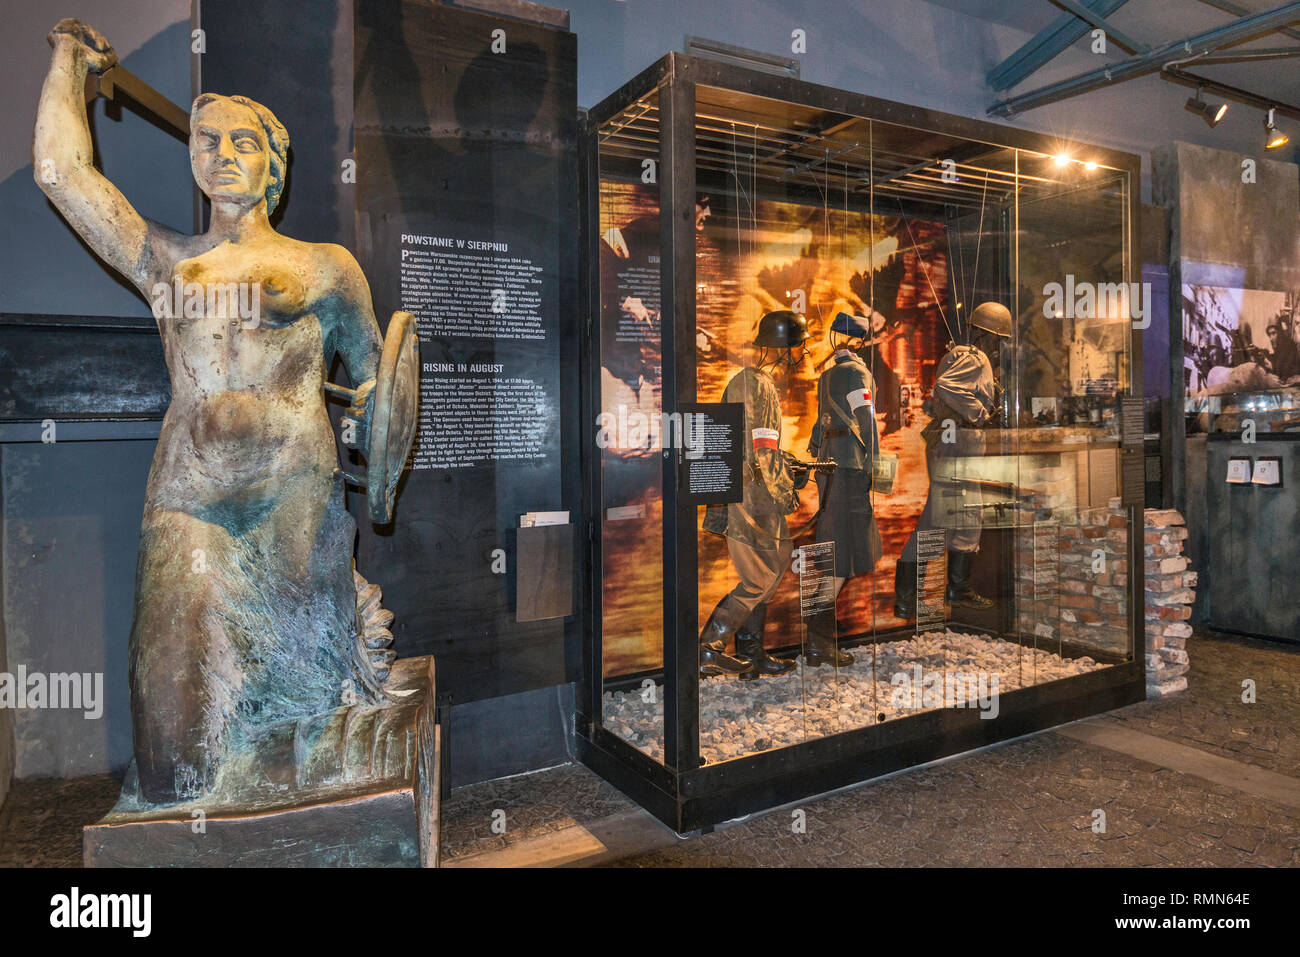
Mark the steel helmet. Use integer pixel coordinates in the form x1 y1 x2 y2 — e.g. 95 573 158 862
969 301 1012 338
754 310 810 348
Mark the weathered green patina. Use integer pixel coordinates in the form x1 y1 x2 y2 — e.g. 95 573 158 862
34 19 419 813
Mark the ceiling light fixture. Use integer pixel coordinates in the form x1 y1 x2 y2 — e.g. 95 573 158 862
1185 89 1228 128
1265 107 1289 150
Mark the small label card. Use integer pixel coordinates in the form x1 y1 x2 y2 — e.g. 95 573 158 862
1226 458 1251 484
1251 457 1281 487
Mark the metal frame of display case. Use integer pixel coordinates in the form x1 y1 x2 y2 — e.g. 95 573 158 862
577 52 1146 832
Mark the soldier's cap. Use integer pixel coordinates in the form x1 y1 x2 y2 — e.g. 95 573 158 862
830 311 873 338
755 309 810 348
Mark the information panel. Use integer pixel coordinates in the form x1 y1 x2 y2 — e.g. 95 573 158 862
678 401 743 506
353 1 578 701
915 529 948 632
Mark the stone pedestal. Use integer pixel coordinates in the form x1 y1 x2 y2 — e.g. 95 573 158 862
83 656 439 867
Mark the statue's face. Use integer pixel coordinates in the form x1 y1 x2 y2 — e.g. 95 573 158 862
190 99 269 207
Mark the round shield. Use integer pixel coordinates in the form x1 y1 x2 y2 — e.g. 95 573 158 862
367 311 420 523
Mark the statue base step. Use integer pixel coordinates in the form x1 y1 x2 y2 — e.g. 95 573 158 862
83 656 439 867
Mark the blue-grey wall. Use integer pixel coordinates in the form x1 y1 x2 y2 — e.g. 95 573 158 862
1 440 153 778
0 1 192 318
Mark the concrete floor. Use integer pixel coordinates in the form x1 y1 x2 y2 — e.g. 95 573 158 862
1 628 1296 867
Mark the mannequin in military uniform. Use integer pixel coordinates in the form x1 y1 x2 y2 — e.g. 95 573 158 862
805 312 884 666
894 302 1011 617
699 310 811 679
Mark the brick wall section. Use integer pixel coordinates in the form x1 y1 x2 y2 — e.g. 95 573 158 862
1014 500 1195 698
1015 497 1130 657
1143 508 1195 698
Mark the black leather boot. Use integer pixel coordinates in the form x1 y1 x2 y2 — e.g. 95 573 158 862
893 559 918 619
734 604 796 681
699 595 751 676
946 549 994 609
803 608 854 667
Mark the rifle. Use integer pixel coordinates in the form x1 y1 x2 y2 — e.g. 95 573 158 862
941 477 1023 498
943 477 1042 520
783 453 838 536
781 450 837 475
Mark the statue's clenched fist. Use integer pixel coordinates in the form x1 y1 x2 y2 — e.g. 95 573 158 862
48 18 118 74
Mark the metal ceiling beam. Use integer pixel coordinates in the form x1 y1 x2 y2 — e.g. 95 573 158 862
988 1 1300 116
1177 45 1300 61
1193 0 1300 42
988 0 1131 91
1048 0 1149 52
1180 44 1300 60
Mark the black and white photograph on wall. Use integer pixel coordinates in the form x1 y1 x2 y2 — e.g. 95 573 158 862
1183 286 1300 391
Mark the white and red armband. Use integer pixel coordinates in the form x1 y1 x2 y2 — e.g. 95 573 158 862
751 427 779 451
846 388 873 412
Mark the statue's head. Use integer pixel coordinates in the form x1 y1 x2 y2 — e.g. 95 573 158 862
189 93 289 214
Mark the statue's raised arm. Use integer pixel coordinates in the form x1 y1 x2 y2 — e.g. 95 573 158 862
33 19 182 294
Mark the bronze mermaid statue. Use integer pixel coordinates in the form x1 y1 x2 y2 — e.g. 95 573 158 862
35 18 410 805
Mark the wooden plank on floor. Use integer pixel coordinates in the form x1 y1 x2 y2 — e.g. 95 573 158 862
1059 719 1300 809
443 823 607 868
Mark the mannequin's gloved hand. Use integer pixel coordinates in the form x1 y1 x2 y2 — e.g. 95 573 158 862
782 450 811 490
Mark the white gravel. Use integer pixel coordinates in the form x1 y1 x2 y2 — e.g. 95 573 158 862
602 630 1107 764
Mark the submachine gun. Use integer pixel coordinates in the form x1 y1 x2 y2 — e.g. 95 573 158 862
954 477 1041 524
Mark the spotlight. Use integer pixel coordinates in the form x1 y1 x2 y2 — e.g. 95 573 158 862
1265 108 1289 150
1084 161 1098 171
1185 90 1227 128
1053 153 1071 167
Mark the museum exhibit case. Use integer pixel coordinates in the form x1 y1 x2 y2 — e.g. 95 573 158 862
577 53 1147 830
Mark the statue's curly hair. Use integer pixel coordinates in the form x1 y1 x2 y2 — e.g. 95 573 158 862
189 93 289 214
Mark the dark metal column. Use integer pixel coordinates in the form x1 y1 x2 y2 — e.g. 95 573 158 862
578 114 601 736
659 57 700 775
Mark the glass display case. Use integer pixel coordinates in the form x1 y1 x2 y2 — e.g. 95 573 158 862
578 53 1146 831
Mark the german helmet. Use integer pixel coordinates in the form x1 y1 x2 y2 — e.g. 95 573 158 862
755 310 810 348
969 301 1012 338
